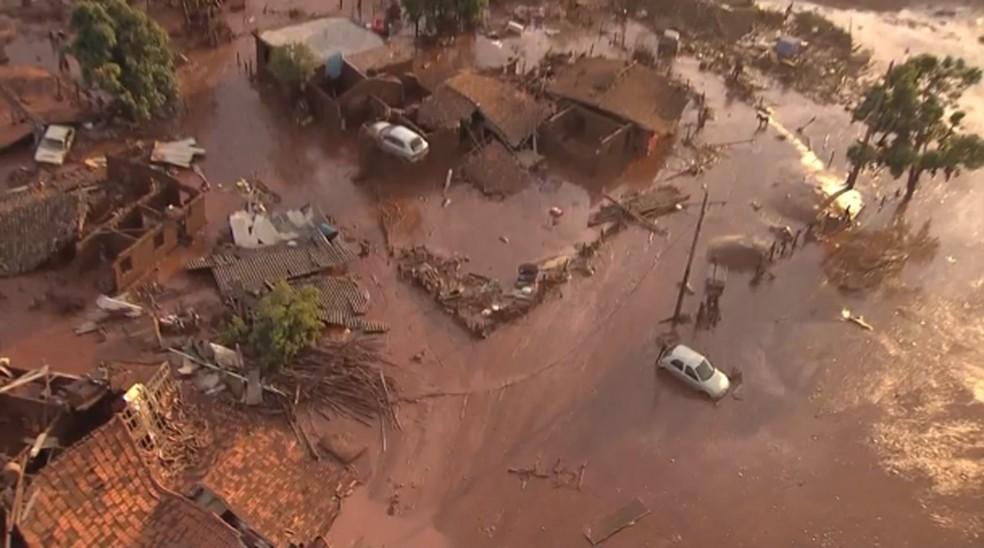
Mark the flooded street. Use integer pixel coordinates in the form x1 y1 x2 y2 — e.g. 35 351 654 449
0 0 982 545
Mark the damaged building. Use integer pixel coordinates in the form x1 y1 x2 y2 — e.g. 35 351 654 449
0 157 205 289
417 71 552 155
75 158 207 292
542 57 689 171
7 362 355 546
255 17 418 130
74 157 206 292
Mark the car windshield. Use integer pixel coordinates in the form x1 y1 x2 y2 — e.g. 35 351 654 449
409 137 424 151
42 138 65 149
695 360 715 381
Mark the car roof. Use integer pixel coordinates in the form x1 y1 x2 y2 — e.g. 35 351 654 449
387 125 420 143
44 125 73 141
666 344 708 367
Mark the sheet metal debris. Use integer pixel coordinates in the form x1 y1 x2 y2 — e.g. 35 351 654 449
230 204 334 249
150 138 206 168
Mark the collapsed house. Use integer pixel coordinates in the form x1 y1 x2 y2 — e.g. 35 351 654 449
417 71 552 154
0 157 205 291
543 57 689 169
188 205 385 332
75 158 206 292
10 363 354 546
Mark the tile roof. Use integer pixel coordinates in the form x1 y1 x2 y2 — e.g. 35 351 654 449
195 404 355 547
444 72 552 148
19 417 242 548
417 84 477 131
293 276 388 333
546 57 689 135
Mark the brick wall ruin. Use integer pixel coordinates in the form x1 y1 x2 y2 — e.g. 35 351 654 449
75 158 206 291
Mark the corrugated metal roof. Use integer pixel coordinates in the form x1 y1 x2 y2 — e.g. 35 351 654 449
189 240 355 297
258 17 384 62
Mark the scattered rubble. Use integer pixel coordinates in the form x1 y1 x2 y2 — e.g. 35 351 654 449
397 246 570 337
647 0 871 104
589 185 687 230
459 139 537 198
507 457 587 490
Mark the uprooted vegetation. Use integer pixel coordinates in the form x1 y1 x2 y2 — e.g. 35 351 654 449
823 219 939 291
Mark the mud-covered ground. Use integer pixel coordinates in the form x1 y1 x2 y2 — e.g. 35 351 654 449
1 1 982 546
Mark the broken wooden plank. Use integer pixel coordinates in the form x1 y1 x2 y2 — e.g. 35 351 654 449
583 497 651 545
0 365 50 395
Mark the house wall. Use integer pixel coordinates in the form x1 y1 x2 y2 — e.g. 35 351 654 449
254 35 273 79
339 77 404 126
76 158 206 292
539 105 644 174
306 81 343 132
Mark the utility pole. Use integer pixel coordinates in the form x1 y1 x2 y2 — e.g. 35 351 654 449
671 188 709 329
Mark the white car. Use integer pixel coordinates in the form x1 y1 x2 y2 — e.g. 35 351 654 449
34 124 75 166
657 344 731 399
366 121 429 162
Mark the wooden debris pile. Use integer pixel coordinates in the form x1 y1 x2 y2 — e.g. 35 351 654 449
397 246 569 338
272 337 398 426
508 457 587 491
589 185 688 229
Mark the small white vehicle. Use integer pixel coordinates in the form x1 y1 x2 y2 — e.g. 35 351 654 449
366 121 429 162
657 344 731 399
34 124 75 166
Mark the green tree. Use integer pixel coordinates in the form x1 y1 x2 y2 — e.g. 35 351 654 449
846 55 984 201
70 0 177 122
224 282 322 374
403 0 485 36
267 42 318 94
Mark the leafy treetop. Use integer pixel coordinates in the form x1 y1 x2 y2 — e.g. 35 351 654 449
70 0 177 122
